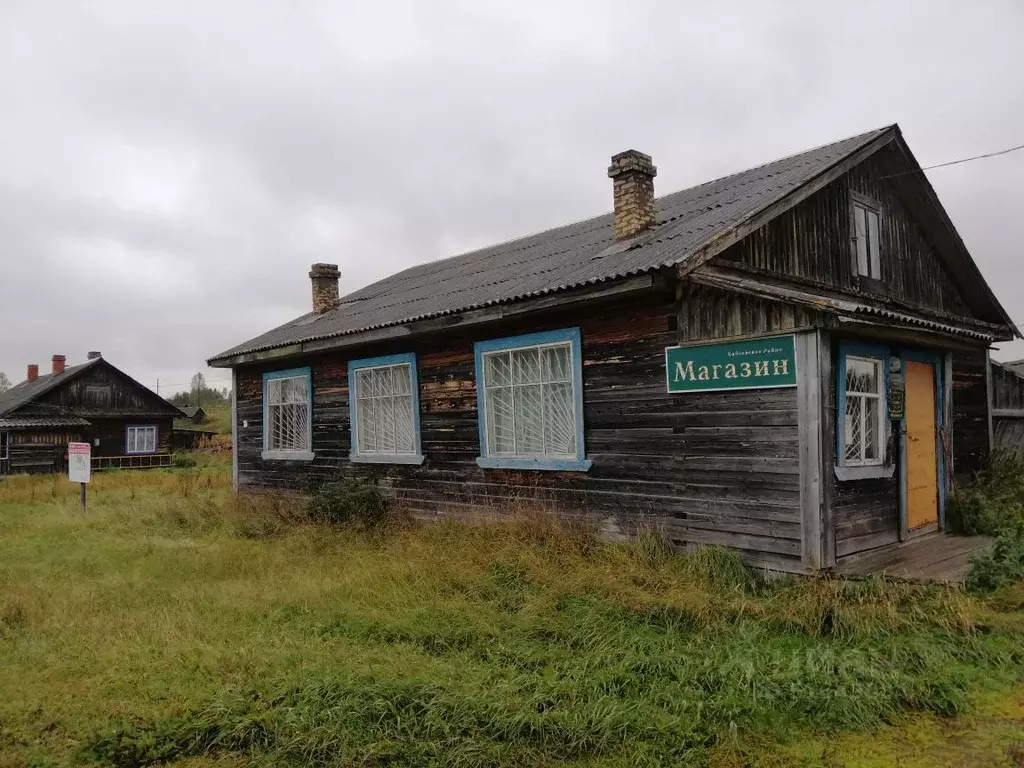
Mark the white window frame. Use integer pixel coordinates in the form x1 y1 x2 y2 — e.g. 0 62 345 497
262 367 314 461
474 328 591 472
840 355 885 467
126 425 158 455
348 353 424 465
851 194 882 281
0 431 9 461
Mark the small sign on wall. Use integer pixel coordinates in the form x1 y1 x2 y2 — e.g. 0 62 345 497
665 334 798 393
68 442 91 484
888 357 905 421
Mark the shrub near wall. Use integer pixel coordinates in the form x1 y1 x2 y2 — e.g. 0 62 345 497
948 451 1024 593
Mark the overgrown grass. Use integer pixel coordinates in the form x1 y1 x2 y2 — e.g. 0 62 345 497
1 462 1023 766
948 451 1024 594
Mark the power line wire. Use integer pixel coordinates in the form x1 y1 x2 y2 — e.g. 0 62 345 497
880 141 1024 179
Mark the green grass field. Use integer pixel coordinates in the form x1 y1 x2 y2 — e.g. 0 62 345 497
1 460 1023 767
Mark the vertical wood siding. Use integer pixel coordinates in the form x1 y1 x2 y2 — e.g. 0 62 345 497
990 362 1024 456
236 288 810 571
952 349 990 480
722 147 973 322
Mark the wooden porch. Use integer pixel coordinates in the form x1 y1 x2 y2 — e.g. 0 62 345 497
835 533 993 584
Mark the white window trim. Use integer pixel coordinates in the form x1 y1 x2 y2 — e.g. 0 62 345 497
348 353 425 465
835 347 895 482
0 431 9 461
126 425 158 455
842 355 885 467
262 367 314 461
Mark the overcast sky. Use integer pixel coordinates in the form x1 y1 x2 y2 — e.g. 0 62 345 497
2 1 1023 395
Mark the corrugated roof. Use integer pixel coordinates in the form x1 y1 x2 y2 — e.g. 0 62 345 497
0 359 100 416
0 416 92 429
692 268 1000 341
210 126 893 363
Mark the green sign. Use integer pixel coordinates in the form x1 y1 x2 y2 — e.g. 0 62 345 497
665 334 797 393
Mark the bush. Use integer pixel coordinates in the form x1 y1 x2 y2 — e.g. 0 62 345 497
171 453 198 469
947 451 1024 535
966 526 1024 595
307 479 391 530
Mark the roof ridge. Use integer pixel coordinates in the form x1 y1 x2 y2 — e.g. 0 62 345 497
209 125 911 364
337 126 892 304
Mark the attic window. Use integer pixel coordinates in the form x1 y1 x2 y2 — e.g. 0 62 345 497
851 194 882 280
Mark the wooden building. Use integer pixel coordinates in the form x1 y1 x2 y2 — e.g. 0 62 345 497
208 125 1017 573
990 361 1024 457
179 406 207 425
0 353 184 474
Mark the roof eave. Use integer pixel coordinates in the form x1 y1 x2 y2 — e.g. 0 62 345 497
207 272 658 368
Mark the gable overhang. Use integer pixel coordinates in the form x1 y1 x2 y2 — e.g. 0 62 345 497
675 125 1016 338
691 265 1008 345
1 357 184 420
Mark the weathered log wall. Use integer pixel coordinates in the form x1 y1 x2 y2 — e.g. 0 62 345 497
236 287 809 571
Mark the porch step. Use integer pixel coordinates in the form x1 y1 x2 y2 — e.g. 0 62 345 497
834 533 994 584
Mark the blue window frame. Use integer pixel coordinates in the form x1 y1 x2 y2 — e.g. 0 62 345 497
262 367 314 461
836 341 892 480
348 353 424 465
125 424 158 454
474 327 592 472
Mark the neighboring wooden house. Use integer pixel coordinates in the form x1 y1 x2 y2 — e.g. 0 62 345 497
990 361 1024 457
179 406 207 425
0 353 184 474
208 124 1017 573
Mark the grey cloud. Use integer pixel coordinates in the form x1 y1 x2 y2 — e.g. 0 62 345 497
2 0 1023 398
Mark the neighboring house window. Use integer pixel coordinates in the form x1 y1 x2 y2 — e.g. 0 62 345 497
262 367 313 460
0 432 9 461
838 354 886 466
84 385 112 408
126 425 157 454
348 353 424 464
474 328 591 471
852 197 882 280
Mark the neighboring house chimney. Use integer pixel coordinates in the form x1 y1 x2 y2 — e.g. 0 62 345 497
607 149 658 239
87 351 102 360
27 364 39 383
52 354 66 376
309 263 341 314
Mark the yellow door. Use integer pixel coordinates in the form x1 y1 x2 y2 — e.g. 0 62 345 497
905 361 938 531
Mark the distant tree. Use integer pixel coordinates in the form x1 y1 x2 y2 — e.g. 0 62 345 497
167 373 230 409
0 372 10 394
190 372 207 400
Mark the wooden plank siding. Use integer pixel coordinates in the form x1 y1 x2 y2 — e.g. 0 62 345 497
951 349 990 481
235 288 810 571
721 146 974 323
7 431 83 474
990 361 1024 457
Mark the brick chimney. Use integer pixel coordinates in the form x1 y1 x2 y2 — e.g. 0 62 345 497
87 351 102 360
309 263 341 314
27 364 39 383
607 149 658 240
51 354 66 376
